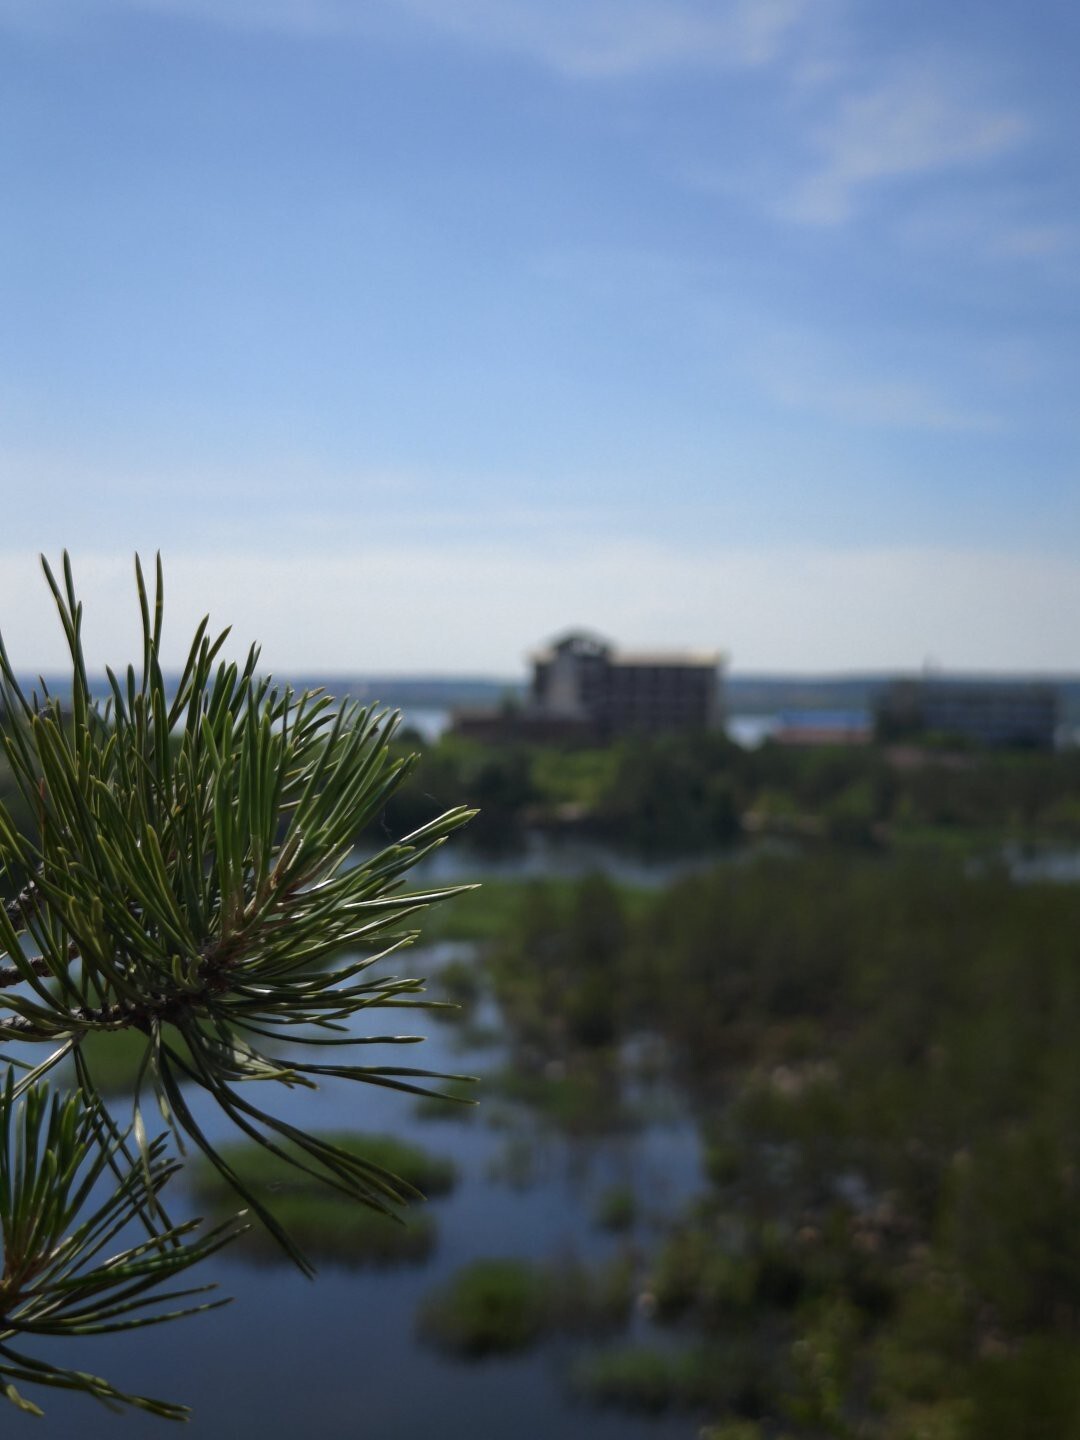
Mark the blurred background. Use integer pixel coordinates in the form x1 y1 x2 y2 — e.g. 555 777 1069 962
3 1 1080 1435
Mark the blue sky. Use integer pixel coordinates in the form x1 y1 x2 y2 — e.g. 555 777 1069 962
1 0 1078 674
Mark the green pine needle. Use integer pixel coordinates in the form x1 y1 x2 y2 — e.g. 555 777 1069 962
0 554 476 1411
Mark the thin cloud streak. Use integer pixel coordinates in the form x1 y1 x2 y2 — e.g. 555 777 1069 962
759 370 1000 435
783 63 1029 225
992 224 1076 259
1 0 809 75
393 0 808 76
747 331 1002 434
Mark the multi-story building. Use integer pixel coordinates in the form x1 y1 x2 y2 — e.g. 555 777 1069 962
875 678 1059 751
529 631 723 738
451 630 724 743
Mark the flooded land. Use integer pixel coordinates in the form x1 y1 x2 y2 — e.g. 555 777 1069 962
16 725 1080 1438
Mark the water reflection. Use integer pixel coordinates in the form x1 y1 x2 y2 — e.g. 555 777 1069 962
37 941 704 1438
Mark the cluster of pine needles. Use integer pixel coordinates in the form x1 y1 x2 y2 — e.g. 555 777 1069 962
0 554 472 1416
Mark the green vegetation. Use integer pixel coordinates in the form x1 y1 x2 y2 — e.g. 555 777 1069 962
3 555 1080 1428
380 724 1080 856
491 1056 634 1134
573 1346 687 1413
229 1193 439 1267
448 854 1080 1436
380 730 743 852
593 1183 637 1232
68 1025 167 1094
418 1254 634 1357
0 558 471 1417
190 1133 457 1267
0 1084 240 1419
419 1259 548 1355
420 872 650 942
191 1131 458 1198
701 1424 784 1440
572 1342 768 1417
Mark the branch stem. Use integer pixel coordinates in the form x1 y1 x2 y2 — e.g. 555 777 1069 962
0 957 54 991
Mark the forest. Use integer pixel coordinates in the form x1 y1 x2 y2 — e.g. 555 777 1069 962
383 724 1080 853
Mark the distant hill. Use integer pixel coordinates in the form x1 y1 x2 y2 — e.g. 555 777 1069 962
290 672 1080 726
14 672 522 714
15 670 1080 728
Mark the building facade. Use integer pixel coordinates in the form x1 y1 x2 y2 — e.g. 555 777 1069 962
530 631 723 738
875 678 1059 750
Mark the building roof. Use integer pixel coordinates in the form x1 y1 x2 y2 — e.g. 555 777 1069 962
529 630 612 664
615 650 723 669
530 630 722 669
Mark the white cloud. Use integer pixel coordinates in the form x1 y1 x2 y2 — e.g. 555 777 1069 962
2 540 1078 675
785 64 1028 225
747 330 1000 434
396 0 807 77
1 0 808 75
762 371 998 434
992 224 1076 260
877 188 1076 273
0 439 426 557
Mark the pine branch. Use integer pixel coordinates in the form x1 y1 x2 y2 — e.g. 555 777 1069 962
0 1079 243 1418
0 957 53 991
0 552 475 1268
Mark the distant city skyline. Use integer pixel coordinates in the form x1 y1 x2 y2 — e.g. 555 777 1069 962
1 1 1078 672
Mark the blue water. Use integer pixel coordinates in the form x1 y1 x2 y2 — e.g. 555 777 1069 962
28 943 705 1438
